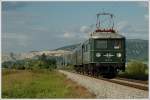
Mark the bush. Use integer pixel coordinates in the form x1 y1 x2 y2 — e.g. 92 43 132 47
127 60 147 75
119 60 148 80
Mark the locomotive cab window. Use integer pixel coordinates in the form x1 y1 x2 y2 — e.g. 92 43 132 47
114 40 121 49
95 40 107 49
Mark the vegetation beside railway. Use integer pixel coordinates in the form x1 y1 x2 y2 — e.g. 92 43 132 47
2 54 148 98
2 53 96 98
2 53 57 70
3 53 148 81
118 60 148 80
2 69 95 98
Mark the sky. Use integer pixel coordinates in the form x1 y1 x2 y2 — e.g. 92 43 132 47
2 1 149 53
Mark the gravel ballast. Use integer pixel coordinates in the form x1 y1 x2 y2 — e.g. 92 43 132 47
59 70 148 99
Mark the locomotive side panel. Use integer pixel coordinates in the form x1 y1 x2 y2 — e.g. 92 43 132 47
82 40 90 64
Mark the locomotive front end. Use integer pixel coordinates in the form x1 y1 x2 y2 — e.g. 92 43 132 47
93 38 125 63
90 36 126 73
73 12 126 77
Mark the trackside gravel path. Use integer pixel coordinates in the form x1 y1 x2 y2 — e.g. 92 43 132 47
59 70 148 99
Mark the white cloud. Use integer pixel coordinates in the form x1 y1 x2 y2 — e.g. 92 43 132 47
116 21 147 33
63 32 74 38
116 20 148 40
82 33 89 39
61 25 94 39
80 25 92 33
116 21 129 31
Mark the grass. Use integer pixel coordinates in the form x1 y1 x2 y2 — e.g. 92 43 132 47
2 69 95 98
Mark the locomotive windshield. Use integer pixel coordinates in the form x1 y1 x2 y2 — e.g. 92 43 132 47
114 40 122 49
96 40 107 49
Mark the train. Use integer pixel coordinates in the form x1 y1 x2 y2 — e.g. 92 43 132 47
62 13 126 78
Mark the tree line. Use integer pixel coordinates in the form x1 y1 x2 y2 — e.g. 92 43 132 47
2 53 57 70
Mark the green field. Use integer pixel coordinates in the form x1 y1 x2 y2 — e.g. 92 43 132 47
2 69 95 98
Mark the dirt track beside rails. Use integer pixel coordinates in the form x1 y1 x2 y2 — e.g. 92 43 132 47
59 70 148 99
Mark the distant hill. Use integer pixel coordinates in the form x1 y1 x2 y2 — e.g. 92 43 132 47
55 44 80 51
55 39 148 61
2 50 72 63
126 39 148 61
2 39 148 63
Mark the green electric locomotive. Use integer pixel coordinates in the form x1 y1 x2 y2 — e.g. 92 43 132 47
73 13 126 77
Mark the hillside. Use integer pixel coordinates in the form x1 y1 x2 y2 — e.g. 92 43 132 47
126 39 148 61
55 44 80 51
55 39 148 61
2 39 148 63
2 50 72 63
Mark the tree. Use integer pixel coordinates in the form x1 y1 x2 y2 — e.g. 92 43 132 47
10 52 16 61
40 53 47 62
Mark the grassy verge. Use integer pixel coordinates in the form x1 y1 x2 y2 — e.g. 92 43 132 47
2 69 95 98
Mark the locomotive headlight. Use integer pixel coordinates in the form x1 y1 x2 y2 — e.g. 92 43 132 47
116 53 122 58
96 53 101 57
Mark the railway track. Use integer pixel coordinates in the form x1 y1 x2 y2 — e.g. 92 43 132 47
63 70 148 91
102 77 148 91
115 77 148 84
59 69 148 98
